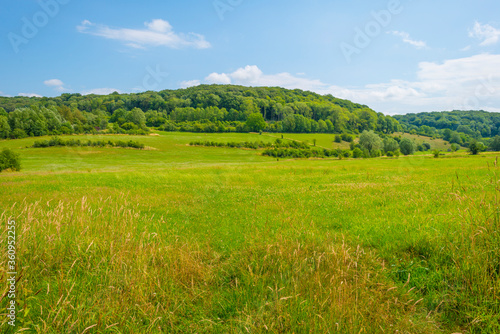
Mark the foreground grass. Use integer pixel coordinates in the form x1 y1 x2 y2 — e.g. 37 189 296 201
0 133 498 333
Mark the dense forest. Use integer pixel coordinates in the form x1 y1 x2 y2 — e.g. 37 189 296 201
393 110 500 140
0 85 401 138
0 85 498 149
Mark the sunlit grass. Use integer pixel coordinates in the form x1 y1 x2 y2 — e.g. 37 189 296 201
0 133 498 333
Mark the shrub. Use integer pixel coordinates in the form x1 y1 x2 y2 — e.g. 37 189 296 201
468 140 486 155
432 149 440 158
399 138 416 155
352 148 363 158
0 148 21 172
334 135 342 143
341 133 354 142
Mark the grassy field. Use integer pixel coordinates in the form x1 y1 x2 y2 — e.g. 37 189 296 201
396 132 454 151
1 132 499 333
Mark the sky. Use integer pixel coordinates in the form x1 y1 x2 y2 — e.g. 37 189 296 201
1 0 500 115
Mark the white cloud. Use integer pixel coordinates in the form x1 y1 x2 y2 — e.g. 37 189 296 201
205 72 232 85
77 19 211 49
18 93 42 97
82 88 121 95
388 31 427 49
204 65 325 90
469 22 500 46
321 54 500 114
44 78 69 92
180 80 201 88
44 79 64 87
188 56 500 114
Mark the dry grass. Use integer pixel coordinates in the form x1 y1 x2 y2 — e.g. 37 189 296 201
0 196 439 333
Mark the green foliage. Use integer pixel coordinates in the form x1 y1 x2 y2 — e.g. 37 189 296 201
352 147 363 158
399 138 416 155
359 130 382 154
489 136 500 151
245 113 267 132
394 110 499 139
432 149 440 158
0 116 10 139
0 148 21 172
0 85 402 139
341 133 354 142
383 137 399 153
334 134 342 143
468 140 486 155
32 137 145 149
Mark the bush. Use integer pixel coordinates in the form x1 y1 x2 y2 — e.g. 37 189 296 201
334 135 342 143
468 140 486 155
432 149 440 158
352 148 363 158
341 133 354 142
0 148 21 172
399 138 416 155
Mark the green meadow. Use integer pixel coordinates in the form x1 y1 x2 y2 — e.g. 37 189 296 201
1 132 499 333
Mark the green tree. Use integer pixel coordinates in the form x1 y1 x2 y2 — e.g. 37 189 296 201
318 120 328 133
246 113 267 132
399 138 416 155
468 140 486 155
352 147 363 158
383 137 399 153
359 130 382 154
489 136 500 151
0 148 21 172
127 108 146 127
0 116 10 139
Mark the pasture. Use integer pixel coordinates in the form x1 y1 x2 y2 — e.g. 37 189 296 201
0 132 498 333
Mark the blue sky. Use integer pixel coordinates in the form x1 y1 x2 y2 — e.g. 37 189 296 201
1 0 500 115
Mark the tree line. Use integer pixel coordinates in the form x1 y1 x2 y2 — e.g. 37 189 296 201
393 110 499 139
0 85 402 139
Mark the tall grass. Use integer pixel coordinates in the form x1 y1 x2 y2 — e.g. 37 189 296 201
1 133 499 332
1 196 438 333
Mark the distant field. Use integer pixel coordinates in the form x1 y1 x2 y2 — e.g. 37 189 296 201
0 132 498 333
262 133 353 149
396 132 453 151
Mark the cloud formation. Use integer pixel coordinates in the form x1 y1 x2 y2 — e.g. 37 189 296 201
18 93 42 98
203 65 325 91
388 31 427 49
180 80 201 88
44 79 68 92
186 56 500 114
82 88 121 95
77 19 211 49
469 22 500 46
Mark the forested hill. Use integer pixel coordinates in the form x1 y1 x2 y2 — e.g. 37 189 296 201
393 110 500 138
0 85 401 138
